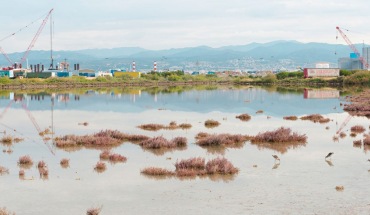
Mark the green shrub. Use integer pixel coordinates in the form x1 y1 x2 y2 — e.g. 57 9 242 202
340 69 352 76
260 74 277 83
276 72 289 80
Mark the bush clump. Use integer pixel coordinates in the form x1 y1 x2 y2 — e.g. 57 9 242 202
251 127 307 143
18 155 33 165
236 114 251 121
351 125 366 133
196 133 249 146
283 116 298 121
174 157 205 170
141 167 174 176
139 136 187 149
204 120 220 128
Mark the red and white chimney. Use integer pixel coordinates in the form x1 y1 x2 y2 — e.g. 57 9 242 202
133 61 136 72
154 61 157 72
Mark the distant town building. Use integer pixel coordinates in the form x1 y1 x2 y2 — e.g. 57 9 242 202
315 62 330 68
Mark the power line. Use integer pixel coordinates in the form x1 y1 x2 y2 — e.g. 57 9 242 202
0 11 49 43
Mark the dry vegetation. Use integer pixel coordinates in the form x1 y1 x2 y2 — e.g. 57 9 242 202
87 205 103 215
0 166 9 175
37 161 47 168
204 120 220 128
138 121 192 131
236 114 251 121
142 157 238 179
351 125 366 133
94 162 106 172
60 158 70 166
343 90 370 117
353 140 362 145
251 127 307 143
195 132 210 139
196 133 250 147
0 135 24 144
0 207 16 215
283 116 298 121
55 130 150 149
139 136 187 149
300 114 330 124
17 155 33 165
339 132 347 138
256 110 264 114
350 133 357 137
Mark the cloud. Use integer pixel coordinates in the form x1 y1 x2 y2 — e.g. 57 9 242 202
0 0 369 53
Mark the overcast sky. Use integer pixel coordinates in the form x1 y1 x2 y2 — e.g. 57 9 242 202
0 0 369 53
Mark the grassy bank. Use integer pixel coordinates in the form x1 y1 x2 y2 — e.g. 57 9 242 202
1 70 370 89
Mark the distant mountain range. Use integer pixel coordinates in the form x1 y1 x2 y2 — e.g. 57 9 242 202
0 40 366 70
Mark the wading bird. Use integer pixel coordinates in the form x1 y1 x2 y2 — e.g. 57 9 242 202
272 155 280 163
325 152 334 160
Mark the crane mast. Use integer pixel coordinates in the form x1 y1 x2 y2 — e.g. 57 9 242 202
336 26 369 69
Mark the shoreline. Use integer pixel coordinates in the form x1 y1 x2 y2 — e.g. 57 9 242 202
0 80 345 89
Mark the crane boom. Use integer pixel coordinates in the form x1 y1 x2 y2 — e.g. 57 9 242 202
0 47 14 67
336 115 352 134
20 100 55 155
336 27 369 69
20 9 53 68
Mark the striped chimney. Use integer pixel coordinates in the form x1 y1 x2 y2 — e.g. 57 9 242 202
133 61 136 72
154 61 157 71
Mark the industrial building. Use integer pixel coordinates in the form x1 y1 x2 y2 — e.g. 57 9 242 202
338 47 370 70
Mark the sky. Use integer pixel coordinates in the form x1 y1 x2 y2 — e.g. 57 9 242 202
0 0 369 53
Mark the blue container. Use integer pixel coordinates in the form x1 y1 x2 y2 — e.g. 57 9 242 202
57 72 72 77
208 71 215 75
350 53 357 58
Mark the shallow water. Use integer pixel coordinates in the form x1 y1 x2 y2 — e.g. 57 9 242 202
0 86 370 214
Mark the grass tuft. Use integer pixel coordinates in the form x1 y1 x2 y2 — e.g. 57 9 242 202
141 167 174 176
206 157 239 174
204 120 220 128
174 157 205 170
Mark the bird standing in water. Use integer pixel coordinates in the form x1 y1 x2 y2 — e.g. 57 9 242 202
325 152 334 160
272 155 280 163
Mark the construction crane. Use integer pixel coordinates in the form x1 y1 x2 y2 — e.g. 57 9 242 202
20 9 53 68
336 114 352 134
0 47 14 67
0 98 54 155
336 26 369 69
0 9 53 68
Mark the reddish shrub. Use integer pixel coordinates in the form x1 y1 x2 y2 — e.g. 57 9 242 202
0 135 13 143
339 132 347 138
87 205 103 215
196 133 249 146
94 162 106 170
125 134 150 142
141 167 174 176
169 121 177 126
140 136 186 149
109 153 127 162
174 157 205 170
333 135 339 142
364 137 370 145
236 114 251 121
283 116 298 121
18 155 33 165
351 125 366 133
319 118 330 124
171 137 187 147
350 133 357 137
0 166 9 174
256 110 263 114
19 169 25 176
39 168 49 176
37 161 47 168
251 127 307 143
195 132 210 139
176 169 197 177
353 140 362 145
205 157 239 174
99 149 111 159
60 158 70 165
300 114 324 122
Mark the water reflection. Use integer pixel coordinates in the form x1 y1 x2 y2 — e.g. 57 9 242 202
250 142 307 154
272 163 280 170
325 160 334 167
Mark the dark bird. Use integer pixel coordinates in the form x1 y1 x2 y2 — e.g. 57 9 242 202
325 152 334 160
367 159 370 162
272 155 280 162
